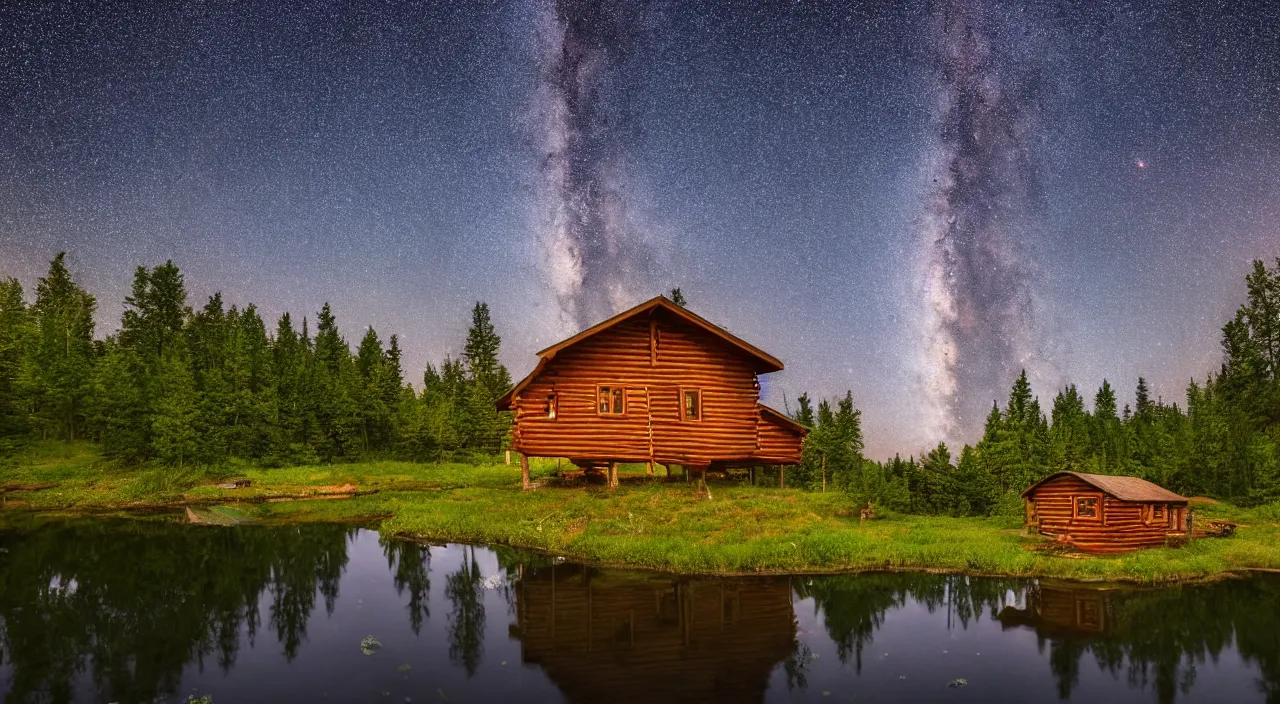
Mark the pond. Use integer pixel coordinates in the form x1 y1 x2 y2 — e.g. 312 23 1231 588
0 518 1277 703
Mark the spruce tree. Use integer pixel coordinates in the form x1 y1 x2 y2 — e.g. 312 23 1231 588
27 253 97 441
0 278 30 440
310 303 359 459
794 392 815 427
150 349 199 466
669 288 687 307
461 303 512 455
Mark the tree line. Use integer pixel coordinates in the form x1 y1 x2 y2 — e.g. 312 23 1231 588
0 253 513 465
790 258 1280 510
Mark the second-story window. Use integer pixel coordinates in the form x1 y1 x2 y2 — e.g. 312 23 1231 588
547 394 558 420
598 386 625 415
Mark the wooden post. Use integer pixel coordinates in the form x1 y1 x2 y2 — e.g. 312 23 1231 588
609 462 618 489
521 454 531 490
505 449 511 465
749 466 755 486
665 463 672 479
779 466 785 489
646 461 654 477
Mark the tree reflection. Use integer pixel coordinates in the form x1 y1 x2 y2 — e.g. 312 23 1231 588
998 577 1280 703
794 573 1020 673
0 518 353 704
444 544 486 676
383 538 431 634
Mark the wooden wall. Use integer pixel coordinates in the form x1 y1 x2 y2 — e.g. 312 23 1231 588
755 410 804 465
1027 475 1184 553
512 308 797 466
512 566 796 703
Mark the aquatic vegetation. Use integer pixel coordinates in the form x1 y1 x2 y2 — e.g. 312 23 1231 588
360 635 382 655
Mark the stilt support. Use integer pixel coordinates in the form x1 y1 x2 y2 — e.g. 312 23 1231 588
521 454 531 490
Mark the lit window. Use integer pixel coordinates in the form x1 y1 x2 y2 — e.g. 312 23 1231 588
682 389 702 421
1074 496 1098 518
598 386 624 415
547 394 557 420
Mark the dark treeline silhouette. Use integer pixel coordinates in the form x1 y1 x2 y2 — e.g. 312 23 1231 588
0 254 512 465
788 258 1280 509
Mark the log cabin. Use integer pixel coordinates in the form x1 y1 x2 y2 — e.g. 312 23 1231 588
1021 471 1190 553
497 296 807 488
998 581 1116 638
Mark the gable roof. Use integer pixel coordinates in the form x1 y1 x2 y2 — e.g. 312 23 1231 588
1021 471 1188 503
537 296 783 372
497 296 783 411
758 403 809 436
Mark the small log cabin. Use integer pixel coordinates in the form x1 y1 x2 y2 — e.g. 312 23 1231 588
497 296 807 488
998 581 1116 638
1021 471 1190 553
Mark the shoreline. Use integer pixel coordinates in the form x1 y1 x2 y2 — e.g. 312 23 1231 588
4 449 1278 588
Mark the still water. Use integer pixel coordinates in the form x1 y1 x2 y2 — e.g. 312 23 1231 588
0 519 1276 704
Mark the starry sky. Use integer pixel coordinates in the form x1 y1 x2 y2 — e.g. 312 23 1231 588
2 0 1278 459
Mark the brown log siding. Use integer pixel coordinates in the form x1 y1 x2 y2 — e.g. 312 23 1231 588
1027 475 1187 553
755 409 804 464
511 310 800 466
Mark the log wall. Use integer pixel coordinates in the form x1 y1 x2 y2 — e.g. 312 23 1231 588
755 410 804 465
511 309 801 466
1027 475 1185 553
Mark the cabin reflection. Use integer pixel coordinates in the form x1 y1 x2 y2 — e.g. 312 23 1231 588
997 581 1115 638
510 564 797 703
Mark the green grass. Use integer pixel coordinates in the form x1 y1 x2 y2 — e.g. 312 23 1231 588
4 441 1280 584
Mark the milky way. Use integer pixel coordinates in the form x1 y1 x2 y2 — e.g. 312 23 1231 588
913 0 1049 445
533 0 652 331
3 0 1278 458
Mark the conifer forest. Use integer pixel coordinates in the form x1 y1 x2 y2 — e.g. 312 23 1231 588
2 254 1278 515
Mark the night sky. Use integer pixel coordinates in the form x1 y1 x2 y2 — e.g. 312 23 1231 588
2 0 1278 458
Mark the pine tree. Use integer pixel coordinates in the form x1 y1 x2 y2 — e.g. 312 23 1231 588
1135 377 1154 421
310 303 359 459
1049 385 1090 470
354 326 393 453
669 288 687 307
0 278 30 440
120 261 189 361
150 349 198 466
27 253 98 441
461 303 512 455
794 392 815 428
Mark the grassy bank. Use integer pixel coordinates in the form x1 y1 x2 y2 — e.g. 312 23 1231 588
4 442 1279 584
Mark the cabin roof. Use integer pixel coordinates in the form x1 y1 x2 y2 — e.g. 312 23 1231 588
536 296 784 372
1021 471 1188 503
497 296 784 410
758 403 809 436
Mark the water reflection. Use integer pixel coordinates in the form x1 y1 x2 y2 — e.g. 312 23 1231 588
0 518 1277 703
509 562 796 702
997 580 1280 703
0 518 354 703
